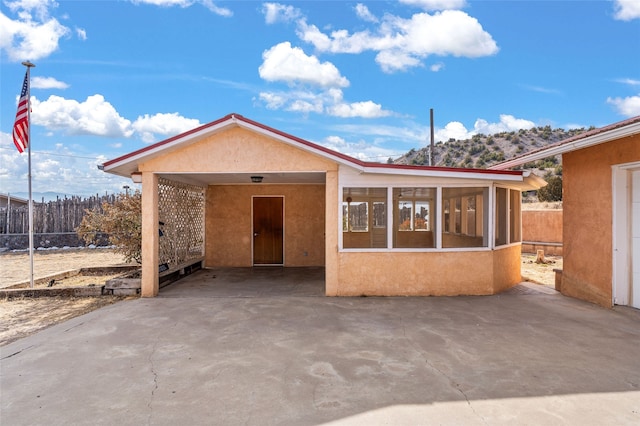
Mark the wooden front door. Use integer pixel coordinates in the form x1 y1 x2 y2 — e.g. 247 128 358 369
253 197 284 265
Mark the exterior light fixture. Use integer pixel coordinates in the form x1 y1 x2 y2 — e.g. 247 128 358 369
131 172 142 183
251 176 263 183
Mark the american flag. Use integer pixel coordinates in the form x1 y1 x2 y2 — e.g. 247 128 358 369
13 71 30 153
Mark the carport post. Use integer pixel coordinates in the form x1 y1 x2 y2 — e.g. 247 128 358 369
141 171 159 297
325 169 339 296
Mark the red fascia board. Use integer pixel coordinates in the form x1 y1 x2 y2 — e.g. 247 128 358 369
360 161 521 176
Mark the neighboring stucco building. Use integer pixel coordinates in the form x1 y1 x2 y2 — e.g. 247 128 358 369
103 113 544 297
0 193 30 209
492 115 640 309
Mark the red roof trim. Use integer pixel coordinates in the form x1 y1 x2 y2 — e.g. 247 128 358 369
103 113 521 177
496 115 640 165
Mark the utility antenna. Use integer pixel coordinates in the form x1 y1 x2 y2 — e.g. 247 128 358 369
429 108 435 166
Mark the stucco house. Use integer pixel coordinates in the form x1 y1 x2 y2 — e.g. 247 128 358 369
103 113 544 298
492 115 640 309
0 193 30 209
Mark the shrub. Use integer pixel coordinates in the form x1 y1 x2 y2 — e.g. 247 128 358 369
77 191 142 263
537 176 563 202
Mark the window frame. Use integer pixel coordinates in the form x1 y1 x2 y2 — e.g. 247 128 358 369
339 183 522 252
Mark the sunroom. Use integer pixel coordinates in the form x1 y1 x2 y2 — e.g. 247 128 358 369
330 165 540 296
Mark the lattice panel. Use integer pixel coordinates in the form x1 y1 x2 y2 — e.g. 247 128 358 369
158 178 205 269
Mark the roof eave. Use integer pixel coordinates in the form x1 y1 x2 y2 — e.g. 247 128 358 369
490 119 640 170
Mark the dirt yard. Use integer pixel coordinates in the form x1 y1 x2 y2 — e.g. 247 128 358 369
521 252 562 288
0 249 132 346
0 248 127 288
0 249 560 347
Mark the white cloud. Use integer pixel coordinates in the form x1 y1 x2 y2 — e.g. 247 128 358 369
607 94 640 117
258 90 325 115
376 50 422 73
258 92 288 110
259 42 350 88
355 4 378 23
327 101 392 118
435 121 471 141
31 76 69 89
0 0 70 62
613 0 640 21
75 27 87 40
263 3 301 24
399 0 467 11
615 78 640 87
436 114 535 142
258 87 392 119
0 131 130 196
199 0 232 16
5 0 56 20
132 112 201 143
430 62 445 72
522 84 562 95
31 94 134 138
130 0 232 16
29 94 202 142
297 10 498 73
319 135 398 162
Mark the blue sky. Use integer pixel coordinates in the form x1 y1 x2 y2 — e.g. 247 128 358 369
1 0 639 198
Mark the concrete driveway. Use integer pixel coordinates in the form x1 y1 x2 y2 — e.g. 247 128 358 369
2 268 640 425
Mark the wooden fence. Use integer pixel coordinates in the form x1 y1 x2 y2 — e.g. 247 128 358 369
0 194 116 234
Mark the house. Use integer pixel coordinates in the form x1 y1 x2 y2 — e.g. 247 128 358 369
491 115 640 309
0 193 30 209
102 113 544 297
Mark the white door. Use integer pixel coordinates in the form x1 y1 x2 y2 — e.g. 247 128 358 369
632 170 640 308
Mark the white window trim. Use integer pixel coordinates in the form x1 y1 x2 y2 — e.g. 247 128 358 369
339 183 502 252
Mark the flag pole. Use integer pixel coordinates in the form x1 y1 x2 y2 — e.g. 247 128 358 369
22 61 36 289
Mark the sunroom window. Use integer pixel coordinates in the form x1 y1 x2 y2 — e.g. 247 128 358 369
342 188 387 248
495 187 508 246
442 187 488 248
510 189 522 243
393 188 436 248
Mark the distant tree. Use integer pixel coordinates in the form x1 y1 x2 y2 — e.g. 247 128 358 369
77 191 142 263
537 176 562 202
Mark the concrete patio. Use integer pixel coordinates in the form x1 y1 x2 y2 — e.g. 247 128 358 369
2 268 639 425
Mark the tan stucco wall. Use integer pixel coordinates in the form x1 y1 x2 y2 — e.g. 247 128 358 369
522 210 563 255
334 245 521 296
141 172 159 297
324 170 339 295
492 244 522 293
206 185 325 267
562 133 640 307
139 127 337 173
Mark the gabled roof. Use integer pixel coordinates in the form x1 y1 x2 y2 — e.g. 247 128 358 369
102 113 539 186
490 115 640 170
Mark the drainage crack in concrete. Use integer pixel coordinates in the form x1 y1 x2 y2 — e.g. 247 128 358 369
1 344 35 360
63 322 85 332
146 338 160 425
399 317 488 425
